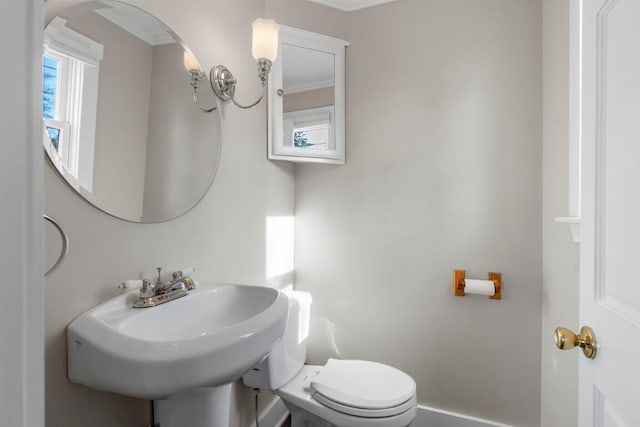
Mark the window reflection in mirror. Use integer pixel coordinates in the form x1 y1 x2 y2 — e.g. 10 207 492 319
281 44 335 151
284 106 334 151
42 0 221 223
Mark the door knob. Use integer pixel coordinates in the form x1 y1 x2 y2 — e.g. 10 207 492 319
554 326 597 359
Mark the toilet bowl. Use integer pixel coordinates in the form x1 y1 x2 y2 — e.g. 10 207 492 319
243 291 417 427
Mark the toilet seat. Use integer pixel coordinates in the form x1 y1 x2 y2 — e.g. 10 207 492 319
312 391 415 418
277 364 417 427
306 359 416 418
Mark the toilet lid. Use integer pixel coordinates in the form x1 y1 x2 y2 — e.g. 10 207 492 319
308 359 415 417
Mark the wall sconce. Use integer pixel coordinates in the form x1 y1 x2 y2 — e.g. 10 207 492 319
185 18 279 112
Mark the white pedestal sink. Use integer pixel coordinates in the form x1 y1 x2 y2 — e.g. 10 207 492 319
67 283 288 427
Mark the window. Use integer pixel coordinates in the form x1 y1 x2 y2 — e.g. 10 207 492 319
42 55 59 120
43 17 103 193
293 123 330 150
42 51 71 165
283 106 334 153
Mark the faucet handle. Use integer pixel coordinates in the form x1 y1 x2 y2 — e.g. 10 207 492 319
172 268 196 290
183 276 196 291
139 279 154 298
172 268 195 279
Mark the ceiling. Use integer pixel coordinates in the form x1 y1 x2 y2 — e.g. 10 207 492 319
307 0 399 12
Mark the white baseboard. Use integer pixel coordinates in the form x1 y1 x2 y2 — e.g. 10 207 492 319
410 404 513 427
256 399 512 427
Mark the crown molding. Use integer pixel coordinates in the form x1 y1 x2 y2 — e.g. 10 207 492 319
44 17 104 66
95 6 174 46
308 0 398 12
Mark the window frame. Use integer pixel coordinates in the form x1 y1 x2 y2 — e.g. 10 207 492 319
43 17 103 193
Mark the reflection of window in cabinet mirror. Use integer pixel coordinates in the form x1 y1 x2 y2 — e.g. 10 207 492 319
268 26 349 164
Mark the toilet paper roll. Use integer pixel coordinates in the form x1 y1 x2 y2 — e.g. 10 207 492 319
464 279 495 296
120 279 143 291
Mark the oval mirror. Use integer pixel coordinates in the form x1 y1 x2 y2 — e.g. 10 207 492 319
43 0 220 223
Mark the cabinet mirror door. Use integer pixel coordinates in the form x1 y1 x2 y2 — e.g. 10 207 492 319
268 26 348 164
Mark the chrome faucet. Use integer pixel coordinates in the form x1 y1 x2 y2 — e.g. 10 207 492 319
132 267 197 308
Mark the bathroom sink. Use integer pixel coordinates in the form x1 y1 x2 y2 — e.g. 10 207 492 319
67 283 288 399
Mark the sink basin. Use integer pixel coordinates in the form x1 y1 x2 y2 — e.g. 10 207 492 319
67 283 288 399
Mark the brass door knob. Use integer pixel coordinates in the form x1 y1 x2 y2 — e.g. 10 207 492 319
554 326 597 359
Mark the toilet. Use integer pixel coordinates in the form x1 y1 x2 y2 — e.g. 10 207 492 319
242 291 417 427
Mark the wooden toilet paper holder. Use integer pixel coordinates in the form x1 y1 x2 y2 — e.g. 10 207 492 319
454 269 502 300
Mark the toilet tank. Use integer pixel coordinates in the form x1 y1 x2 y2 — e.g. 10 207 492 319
242 290 312 390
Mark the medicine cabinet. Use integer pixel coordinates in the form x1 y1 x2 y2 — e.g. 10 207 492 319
268 26 349 164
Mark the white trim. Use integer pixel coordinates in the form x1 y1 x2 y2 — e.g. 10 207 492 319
557 0 583 242
411 404 513 427
285 80 334 94
95 5 175 46
73 58 99 193
568 0 583 218
308 0 399 12
0 0 44 425
555 216 581 243
278 25 349 48
255 399 513 427
44 17 104 67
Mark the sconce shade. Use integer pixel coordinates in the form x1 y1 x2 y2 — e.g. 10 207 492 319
183 51 201 71
252 18 280 61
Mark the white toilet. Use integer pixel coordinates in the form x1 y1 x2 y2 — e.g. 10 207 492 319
243 291 417 427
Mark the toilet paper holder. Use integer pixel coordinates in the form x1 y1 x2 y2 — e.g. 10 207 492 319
453 270 502 300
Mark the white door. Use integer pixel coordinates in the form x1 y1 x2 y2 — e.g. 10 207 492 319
576 0 640 425
0 0 45 425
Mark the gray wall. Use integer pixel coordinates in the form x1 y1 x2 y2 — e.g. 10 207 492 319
142 42 221 222
293 0 542 425
42 0 566 426
44 0 294 426
541 0 579 425
266 0 349 41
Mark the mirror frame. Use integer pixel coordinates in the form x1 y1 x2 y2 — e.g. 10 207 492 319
267 26 349 164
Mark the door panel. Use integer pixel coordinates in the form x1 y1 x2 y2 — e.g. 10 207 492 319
580 0 640 425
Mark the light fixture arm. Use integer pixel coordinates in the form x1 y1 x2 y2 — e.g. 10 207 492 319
188 69 217 113
210 58 272 110
230 84 265 110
